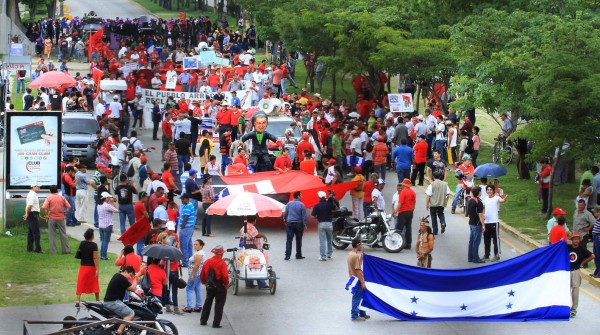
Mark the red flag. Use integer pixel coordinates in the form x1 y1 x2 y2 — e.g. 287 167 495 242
92 67 104 88
118 217 150 246
88 27 104 62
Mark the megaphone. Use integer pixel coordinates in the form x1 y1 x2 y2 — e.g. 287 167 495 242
259 98 274 114
270 98 282 113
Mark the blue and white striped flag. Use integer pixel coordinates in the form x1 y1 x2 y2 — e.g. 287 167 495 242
215 188 229 201
345 276 360 294
361 242 571 321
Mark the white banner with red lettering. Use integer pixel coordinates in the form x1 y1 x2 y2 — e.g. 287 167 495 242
142 88 253 129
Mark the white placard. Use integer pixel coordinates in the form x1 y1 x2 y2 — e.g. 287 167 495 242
388 93 414 113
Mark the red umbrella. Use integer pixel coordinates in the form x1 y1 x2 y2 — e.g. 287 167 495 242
29 71 77 89
206 192 285 218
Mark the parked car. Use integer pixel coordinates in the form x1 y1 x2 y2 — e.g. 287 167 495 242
61 111 100 164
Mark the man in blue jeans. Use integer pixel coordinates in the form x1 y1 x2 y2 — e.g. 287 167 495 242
114 174 137 235
283 191 307 260
466 187 486 263
392 138 414 183
311 191 337 261
179 194 197 267
348 239 370 321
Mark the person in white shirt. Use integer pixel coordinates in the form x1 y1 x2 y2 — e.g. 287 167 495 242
173 113 192 140
130 52 140 63
481 184 508 262
40 89 50 107
109 95 122 119
147 177 169 194
24 183 43 253
118 46 128 59
62 95 70 112
151 73 162 89
117 137 130 172
165 66 178 91
94 98 106 121
371 179 386 211
350 131 363 155
128 131 149 152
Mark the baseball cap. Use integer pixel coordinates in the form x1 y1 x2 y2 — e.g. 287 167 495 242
113 95 119 100
328 158 336 165
104 168 112 175
376 135 383 142
157 197 168 203
31 182 40 188
152 173 160 180
189 169 198 175
101 192 113 199
317 191 327 199
96 162 106 169
302 133 310 140
375 179 385 185
140 156 147 164
121 137 129 142
165 221 176 230
571 232 581 239
553 208 567 215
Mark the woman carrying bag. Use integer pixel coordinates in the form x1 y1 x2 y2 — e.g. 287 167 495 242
183 239 205 313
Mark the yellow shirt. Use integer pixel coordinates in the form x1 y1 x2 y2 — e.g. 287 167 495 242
350 174 365 197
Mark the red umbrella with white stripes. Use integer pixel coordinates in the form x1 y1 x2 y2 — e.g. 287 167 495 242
206 192 285 218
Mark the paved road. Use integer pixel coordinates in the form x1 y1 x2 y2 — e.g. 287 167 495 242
2 125 600 335
65 0 154 19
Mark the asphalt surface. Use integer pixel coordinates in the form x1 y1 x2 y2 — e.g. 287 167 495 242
65 0 154 20
3 125 600 335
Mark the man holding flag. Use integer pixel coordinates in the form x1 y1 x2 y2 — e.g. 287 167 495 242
347 239 369 321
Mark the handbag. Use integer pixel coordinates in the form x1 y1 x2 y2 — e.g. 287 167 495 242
140 267 152 294
74 248 82 259
176 265 188 289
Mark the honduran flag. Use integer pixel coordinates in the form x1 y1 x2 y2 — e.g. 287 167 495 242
361 242 571 321
345 276 360 295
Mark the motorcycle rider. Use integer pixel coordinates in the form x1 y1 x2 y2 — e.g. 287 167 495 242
103 266 137 335
451 154 475 214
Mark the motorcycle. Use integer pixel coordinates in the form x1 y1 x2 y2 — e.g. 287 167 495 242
332 207 404 253
455 169 475 215
76 288 178 335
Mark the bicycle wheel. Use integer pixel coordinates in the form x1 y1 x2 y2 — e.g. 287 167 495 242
492 142 501 163
111 167 121 192
500 146 514 165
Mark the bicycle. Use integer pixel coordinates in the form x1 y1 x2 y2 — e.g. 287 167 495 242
492 135 514 165
223 241 278 296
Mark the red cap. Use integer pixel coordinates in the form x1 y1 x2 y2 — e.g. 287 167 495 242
152 173 160 180
353 166 362 173
328 158 336 165
140 156 147 164
263 92 269 98
302 133 309 140
104 168 112 175
96 163 106 169
157 197 169 203
377 136 383 141
553 208 566 215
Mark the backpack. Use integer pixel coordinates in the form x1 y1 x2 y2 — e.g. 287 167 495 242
18 70 26 78
128 139 138 154
140 269 152 294
139 164 148 185
464 135 474 154
205 268 217 289
127 164 135 178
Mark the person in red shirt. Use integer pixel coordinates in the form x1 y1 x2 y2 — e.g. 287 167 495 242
274 148 293 173
452 155 475 213
549 216 568 244
396 178 417 248
146 257 168 299
539 159 552 214
372 136 389 180
229 105 242 140
177 97 189 114
410 135 429 186
114 244 143 273
299 151 317 175
362 173 377 215
131 191 150 254
161 112 173 158
161 163 178 202
233 148 248 165
215 106 232 136
207 70 221 90
167 202 179 223
200 245 230 328
296 133 315 163
356 95 371 118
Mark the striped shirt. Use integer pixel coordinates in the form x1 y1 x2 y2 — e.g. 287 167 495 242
91 171 104 195
97 202 119 229
179 202 196 229
593 218 600 235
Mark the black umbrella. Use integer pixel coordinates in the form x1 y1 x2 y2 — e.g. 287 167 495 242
141 244 183 261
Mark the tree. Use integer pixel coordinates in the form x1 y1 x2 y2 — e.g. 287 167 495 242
515 12 600 218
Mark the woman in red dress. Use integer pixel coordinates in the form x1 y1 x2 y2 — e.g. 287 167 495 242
75 228 100 306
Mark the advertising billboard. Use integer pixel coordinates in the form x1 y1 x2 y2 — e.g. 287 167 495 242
5 111 62 189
